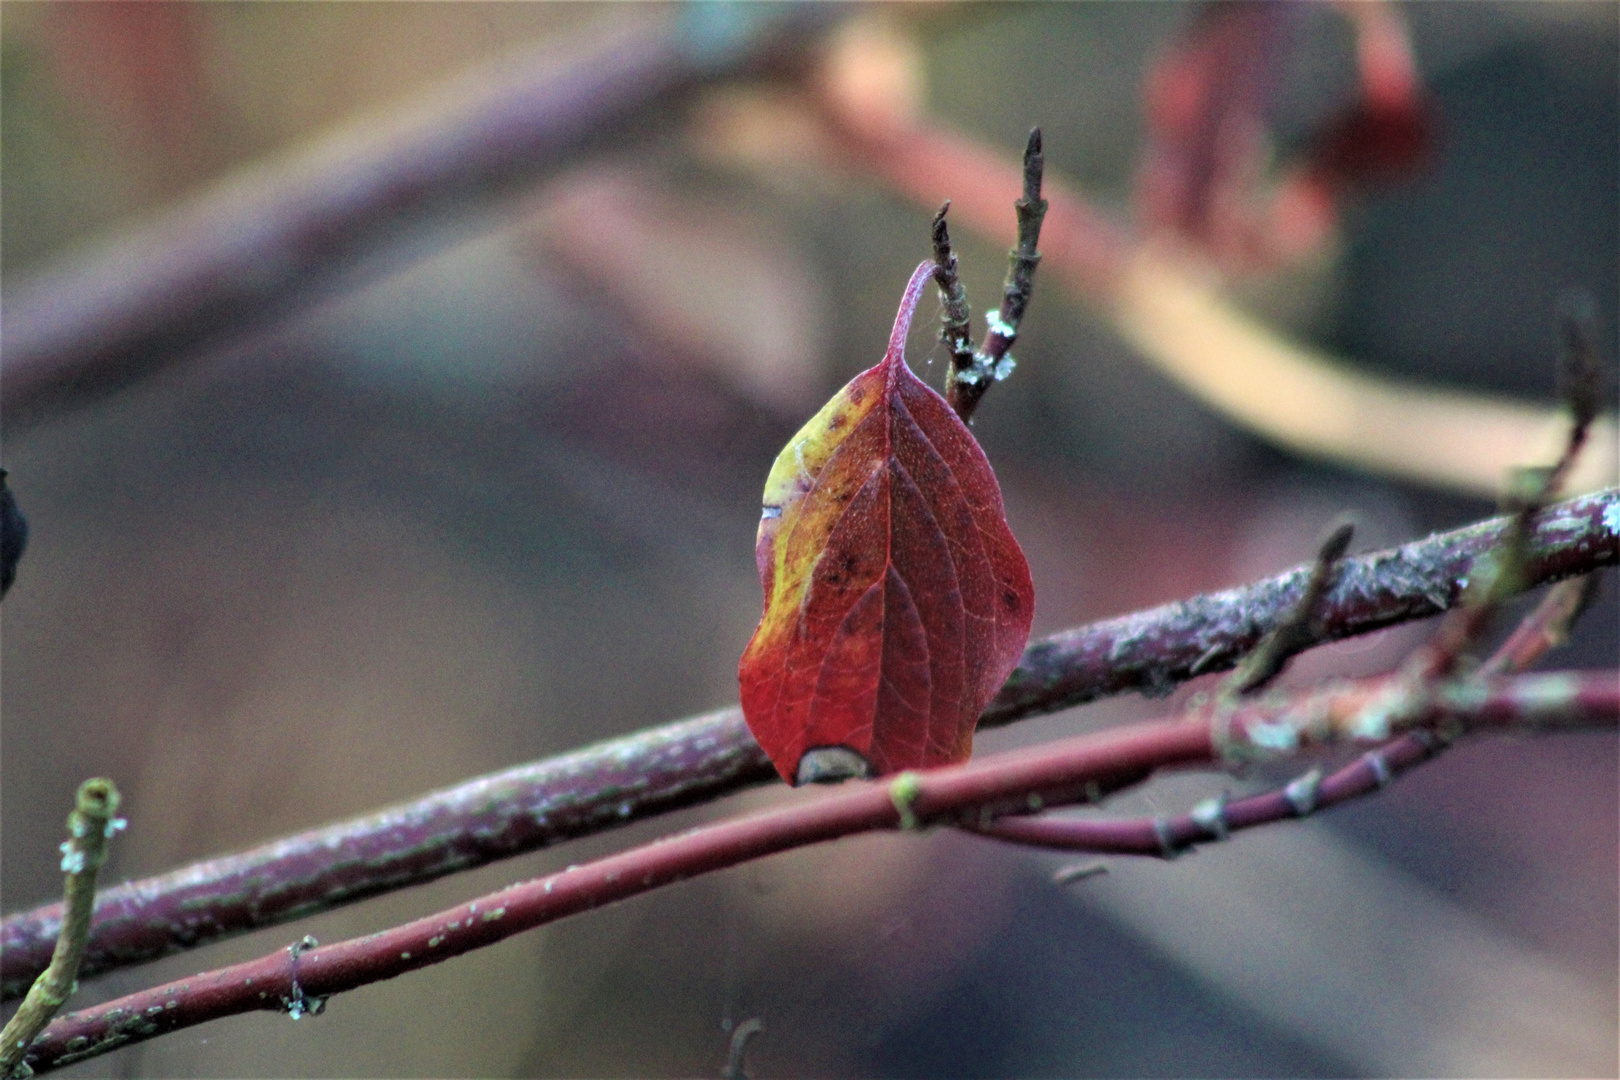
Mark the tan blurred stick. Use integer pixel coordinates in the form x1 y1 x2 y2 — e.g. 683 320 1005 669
0 781 123 1077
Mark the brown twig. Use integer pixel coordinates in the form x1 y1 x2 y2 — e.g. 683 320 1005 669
16 671 1617 1075
930 202 977 391
945 128 1048 422
1404 319 1605 686
1219 518 1355 698
3 488 1615 1000
1549 289 1604 495
0 780 123 1077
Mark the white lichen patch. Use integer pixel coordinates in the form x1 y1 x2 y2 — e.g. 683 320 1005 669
1242 719 1300 755
59 845 86 874
1511 673 1580 710
1190 795 1229 839
1284 768 1323 816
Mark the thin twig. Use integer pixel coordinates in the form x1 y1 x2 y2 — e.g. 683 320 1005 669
930 202 977 394
3 488 1615 1000
988 128 1049 350
1405 325 1604 685
0 780 123 1077
1220 518 1355 698
946 128 1048 422
16 671 1618 1075
1479 576 1598 677
1549 289 1603 496
973 668 1616 858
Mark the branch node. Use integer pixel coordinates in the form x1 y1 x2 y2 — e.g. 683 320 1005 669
282 936 325 1021
1363 749 1394 789
1189 793 1231 841
1151 815 1182 860
889 771 924 831
1284 767 1324 817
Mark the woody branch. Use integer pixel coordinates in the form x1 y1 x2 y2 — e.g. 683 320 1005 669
14 662 1617 1073
4 488 1616 1000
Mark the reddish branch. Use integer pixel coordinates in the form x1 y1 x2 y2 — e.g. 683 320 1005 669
3 488 1615 999
16 670 1618 1074
982 487 1616 723
983 370 1606 862
978 575 1599 858
0 7 840 422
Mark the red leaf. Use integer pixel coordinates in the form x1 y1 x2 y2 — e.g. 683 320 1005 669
738 262 1034 784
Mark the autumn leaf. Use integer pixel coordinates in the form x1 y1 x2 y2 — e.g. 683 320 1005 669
738 261 1034 784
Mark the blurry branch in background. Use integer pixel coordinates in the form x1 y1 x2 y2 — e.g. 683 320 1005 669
14 666 1617 1072
5 6 1611 496
0 780 123 1077
789 14 1618 498
1134 0 1432 269
4 487 1616 1001
0 5 841 423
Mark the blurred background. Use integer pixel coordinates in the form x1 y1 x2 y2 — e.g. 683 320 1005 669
1 3 1615 1076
